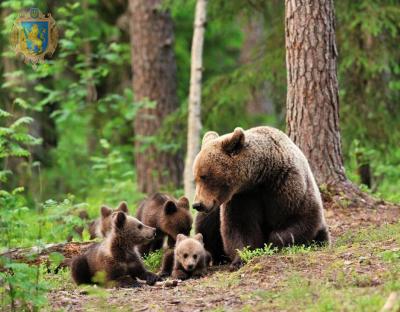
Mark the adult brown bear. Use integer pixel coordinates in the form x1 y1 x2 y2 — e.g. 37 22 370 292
192 126 330 269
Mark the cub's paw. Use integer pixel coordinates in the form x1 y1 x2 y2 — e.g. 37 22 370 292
158 271 170 279
229 258 243 271
171 269 188 281
146 272 159 286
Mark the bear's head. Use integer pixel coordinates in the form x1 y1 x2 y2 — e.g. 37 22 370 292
159 196 193 240
112 211 156 245
174 233 205 272
192 127 246 212
98 201 129 237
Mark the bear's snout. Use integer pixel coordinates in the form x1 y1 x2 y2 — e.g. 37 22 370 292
145 227 157 240
192 202 206 212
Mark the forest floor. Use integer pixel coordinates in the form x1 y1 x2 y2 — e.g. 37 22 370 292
47 202 400 312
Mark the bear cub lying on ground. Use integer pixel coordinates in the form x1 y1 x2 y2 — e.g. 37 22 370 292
71 211 159 286
171 233 211 280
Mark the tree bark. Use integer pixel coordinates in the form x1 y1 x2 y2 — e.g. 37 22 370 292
285 0 345 186
129 0 182 194
285 0 379 207
0 242 92 269
184 0 207 201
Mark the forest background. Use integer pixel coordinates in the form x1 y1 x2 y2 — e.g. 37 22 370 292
0 0 399 309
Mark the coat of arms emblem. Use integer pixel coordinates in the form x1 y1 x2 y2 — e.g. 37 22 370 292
10 8 58 66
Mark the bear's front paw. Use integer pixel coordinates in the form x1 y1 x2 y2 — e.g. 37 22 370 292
229 258 243 271
268 231 287 248
146 272 159 285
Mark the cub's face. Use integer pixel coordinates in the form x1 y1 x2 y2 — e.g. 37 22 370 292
113 211 156 245
192 128 246 213
175 233 204 272
161 196 193 240
98 201 129 237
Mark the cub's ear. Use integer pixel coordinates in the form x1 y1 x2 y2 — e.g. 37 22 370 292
176 233 187 244
178 196 190 210
114 211 126 229
201 131 219 148
194 233 204 244
164 200 177 215
101 206 112 218
117 201 129 213
222 127 245 155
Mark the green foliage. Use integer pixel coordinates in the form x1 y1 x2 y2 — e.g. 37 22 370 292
0 258 49 311
238 244 277 264
238 243 322 264
143 250 163 272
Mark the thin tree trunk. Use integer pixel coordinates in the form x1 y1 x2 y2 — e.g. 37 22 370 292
129 0 182 194
82 0 98 154
184 0 207 201
239 15 274 115
285 0 377 206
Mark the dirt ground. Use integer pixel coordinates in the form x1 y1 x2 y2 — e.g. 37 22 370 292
49 202 400 312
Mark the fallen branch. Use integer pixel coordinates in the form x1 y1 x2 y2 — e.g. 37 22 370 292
0 241 92 268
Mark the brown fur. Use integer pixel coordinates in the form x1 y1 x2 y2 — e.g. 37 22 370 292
171 233 210 280
88 202 129 239
193 126 330 269
194 208 229 264
71 211 159 286
136 193 193 277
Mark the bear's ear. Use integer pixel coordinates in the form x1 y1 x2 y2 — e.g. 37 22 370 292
101 206 112 218
194 233 204 244
222 127 245 155
176 233 187 244
114 211 126 229
178 196 190 210
164 200 177 215
117 201 129 213
201 131 219 148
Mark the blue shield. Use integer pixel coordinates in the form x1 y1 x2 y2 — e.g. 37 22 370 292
21 21 49 55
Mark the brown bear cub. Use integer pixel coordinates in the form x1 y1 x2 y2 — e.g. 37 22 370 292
171 233 211 280
136 193 193 255
71 211 159 286
88 202 129 239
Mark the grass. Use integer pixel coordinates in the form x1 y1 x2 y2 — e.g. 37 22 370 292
31 221 400 311
236 221 400 311
143 250 163 272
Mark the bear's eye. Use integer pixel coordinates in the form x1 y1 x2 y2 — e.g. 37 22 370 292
138 224 143 230
193 254 197 260
200 175 207 181
183 253 188 259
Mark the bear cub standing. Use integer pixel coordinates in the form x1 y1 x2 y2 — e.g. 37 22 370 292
171 233 211 280
71 211 159 286
136 193 193 255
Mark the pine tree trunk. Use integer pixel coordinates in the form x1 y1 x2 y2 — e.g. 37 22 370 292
184 0 207 201
285 0 378 206
285 0 345 186
129 0 182 194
